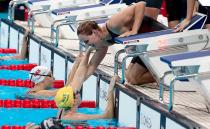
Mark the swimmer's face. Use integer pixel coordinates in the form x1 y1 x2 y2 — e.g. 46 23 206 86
38 72 55 89
46 72 54 88
78 30 104 49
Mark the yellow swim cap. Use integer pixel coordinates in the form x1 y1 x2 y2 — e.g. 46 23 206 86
54 86 74 109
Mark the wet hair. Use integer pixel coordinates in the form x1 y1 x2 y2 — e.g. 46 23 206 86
77 21 100 35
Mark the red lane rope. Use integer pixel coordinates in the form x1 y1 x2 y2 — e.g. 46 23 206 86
0 79 64 88
0 64 37 71
0 125 136 129
0 99 96 108
0 79 34 88
0 48 17 54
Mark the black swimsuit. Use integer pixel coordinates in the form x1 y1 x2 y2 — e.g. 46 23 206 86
106 23 119 44
106 24 147 69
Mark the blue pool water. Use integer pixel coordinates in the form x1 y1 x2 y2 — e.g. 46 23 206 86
0 108 57 126
0 70 29 80
0 86 55 100
0 85 119 127
0 86 28 99
0 59 120 127
0 108 118 127
0 53 14 57
0 59 28 66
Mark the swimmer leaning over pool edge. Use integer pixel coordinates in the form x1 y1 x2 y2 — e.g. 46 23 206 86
77 2 155 85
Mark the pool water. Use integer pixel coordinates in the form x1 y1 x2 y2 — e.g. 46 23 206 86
0 70 29 80
0 59 28 66
0 108 118 127
0 108 57 126
0 59 121 127
0 85 119 127
0 86 28 99
0 53 15 57
0 86 56 100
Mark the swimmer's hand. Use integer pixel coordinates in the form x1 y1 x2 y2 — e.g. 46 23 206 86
15 94 35 100
24 28 30 37
86 46 95 52
27 89 36 94
173 18 191 32
110 75 120 85
15 93 48 100
25 122 40 129
83 46 95 56
74 54 84 64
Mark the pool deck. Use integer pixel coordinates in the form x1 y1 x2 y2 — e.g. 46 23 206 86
12 20 210 129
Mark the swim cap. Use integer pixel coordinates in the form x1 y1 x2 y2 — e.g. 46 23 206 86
29 66 50 84
54 86 74 109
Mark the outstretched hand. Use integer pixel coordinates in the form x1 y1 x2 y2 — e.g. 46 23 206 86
83 46 95 56
25 123 40 129
173 18 191 32
86 46 95 53
75 54 84 64
24 28 30 37
111 75 120 83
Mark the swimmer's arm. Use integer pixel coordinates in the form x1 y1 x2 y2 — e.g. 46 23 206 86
119 2 145 37
70 47 95 90
186 0 196 20
29 89 58 97
17 33 28 60
0 36 27 60
66 55 82 85
9 29 29 60
85 47 108 80
12 38 28 60
131 2 145 34
174 0 196 32
61 101 80 120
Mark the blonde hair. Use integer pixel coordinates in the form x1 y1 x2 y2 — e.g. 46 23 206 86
77 21 100 35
